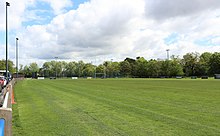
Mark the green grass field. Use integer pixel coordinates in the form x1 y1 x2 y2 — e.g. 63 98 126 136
12 78 220 136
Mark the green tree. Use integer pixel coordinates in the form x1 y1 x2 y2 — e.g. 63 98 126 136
23 65 31 77
136 57 148 78
209 52 220 75
19 64 23 73
0 60 4 70
169 59 184 76
120 61 132 77
111 62 120 78
77 61 85 77
42 61 52 77
83 63 95 77
65 61 78 77
147 59 161 77
160 60 171 76
103 61 110 78
59 61 67 77
182 52 200 76
0 59 15 73
197 52 212 76
29 62 39 73
96 64 105 78
29 62 39 78
124 58 137 77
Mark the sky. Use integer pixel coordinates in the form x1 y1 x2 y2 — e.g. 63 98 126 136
0 0 220 67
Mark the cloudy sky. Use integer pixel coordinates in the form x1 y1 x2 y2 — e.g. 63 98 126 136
0 0 220 66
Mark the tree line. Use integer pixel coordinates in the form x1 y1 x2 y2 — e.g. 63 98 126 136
1 52 220 78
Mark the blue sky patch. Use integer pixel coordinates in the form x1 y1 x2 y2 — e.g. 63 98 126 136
164 33 179 45
0 32 5 45
0 0 89 45
194 36 220 46
23 1 54 26
22 0 89 27
72 0 89 9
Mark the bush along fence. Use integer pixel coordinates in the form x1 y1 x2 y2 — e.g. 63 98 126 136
0 79 15 136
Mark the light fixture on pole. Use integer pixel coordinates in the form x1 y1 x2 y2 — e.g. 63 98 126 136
6 2 10 81
166 49 170 60
55 57 58 78
16 38 19 78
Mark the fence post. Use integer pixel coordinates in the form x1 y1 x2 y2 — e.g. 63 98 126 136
0 108 12 136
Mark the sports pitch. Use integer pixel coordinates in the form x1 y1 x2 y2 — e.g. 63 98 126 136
13 78 220 135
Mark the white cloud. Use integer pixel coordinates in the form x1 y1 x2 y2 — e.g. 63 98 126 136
0 0 36 30
1 0 220 66
145 0 220 20
19 0 146 63
212 37 220 45
40 0 73 14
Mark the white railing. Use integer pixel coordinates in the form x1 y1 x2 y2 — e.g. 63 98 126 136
2 92 9 109
0 79 15 136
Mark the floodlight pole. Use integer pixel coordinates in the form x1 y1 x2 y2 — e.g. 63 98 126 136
94 58 96 78
55 57 58 78
16 38 19 78
166 49 170 60
111 59 113 78
78 62 80 78
94 66 96 78
6 2 10 81
104 63 106 78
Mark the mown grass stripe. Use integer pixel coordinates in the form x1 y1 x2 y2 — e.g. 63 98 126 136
13 79 220 136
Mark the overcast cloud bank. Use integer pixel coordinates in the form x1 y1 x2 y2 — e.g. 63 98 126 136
0 0 220 66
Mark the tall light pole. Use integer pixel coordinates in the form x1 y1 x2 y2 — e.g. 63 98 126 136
6 2 10 81
166 49 170 60
78 62 80 78
16 38 19 78
102 60 106 79
111 59 113 78
55 57 58 78
94 58 97 79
